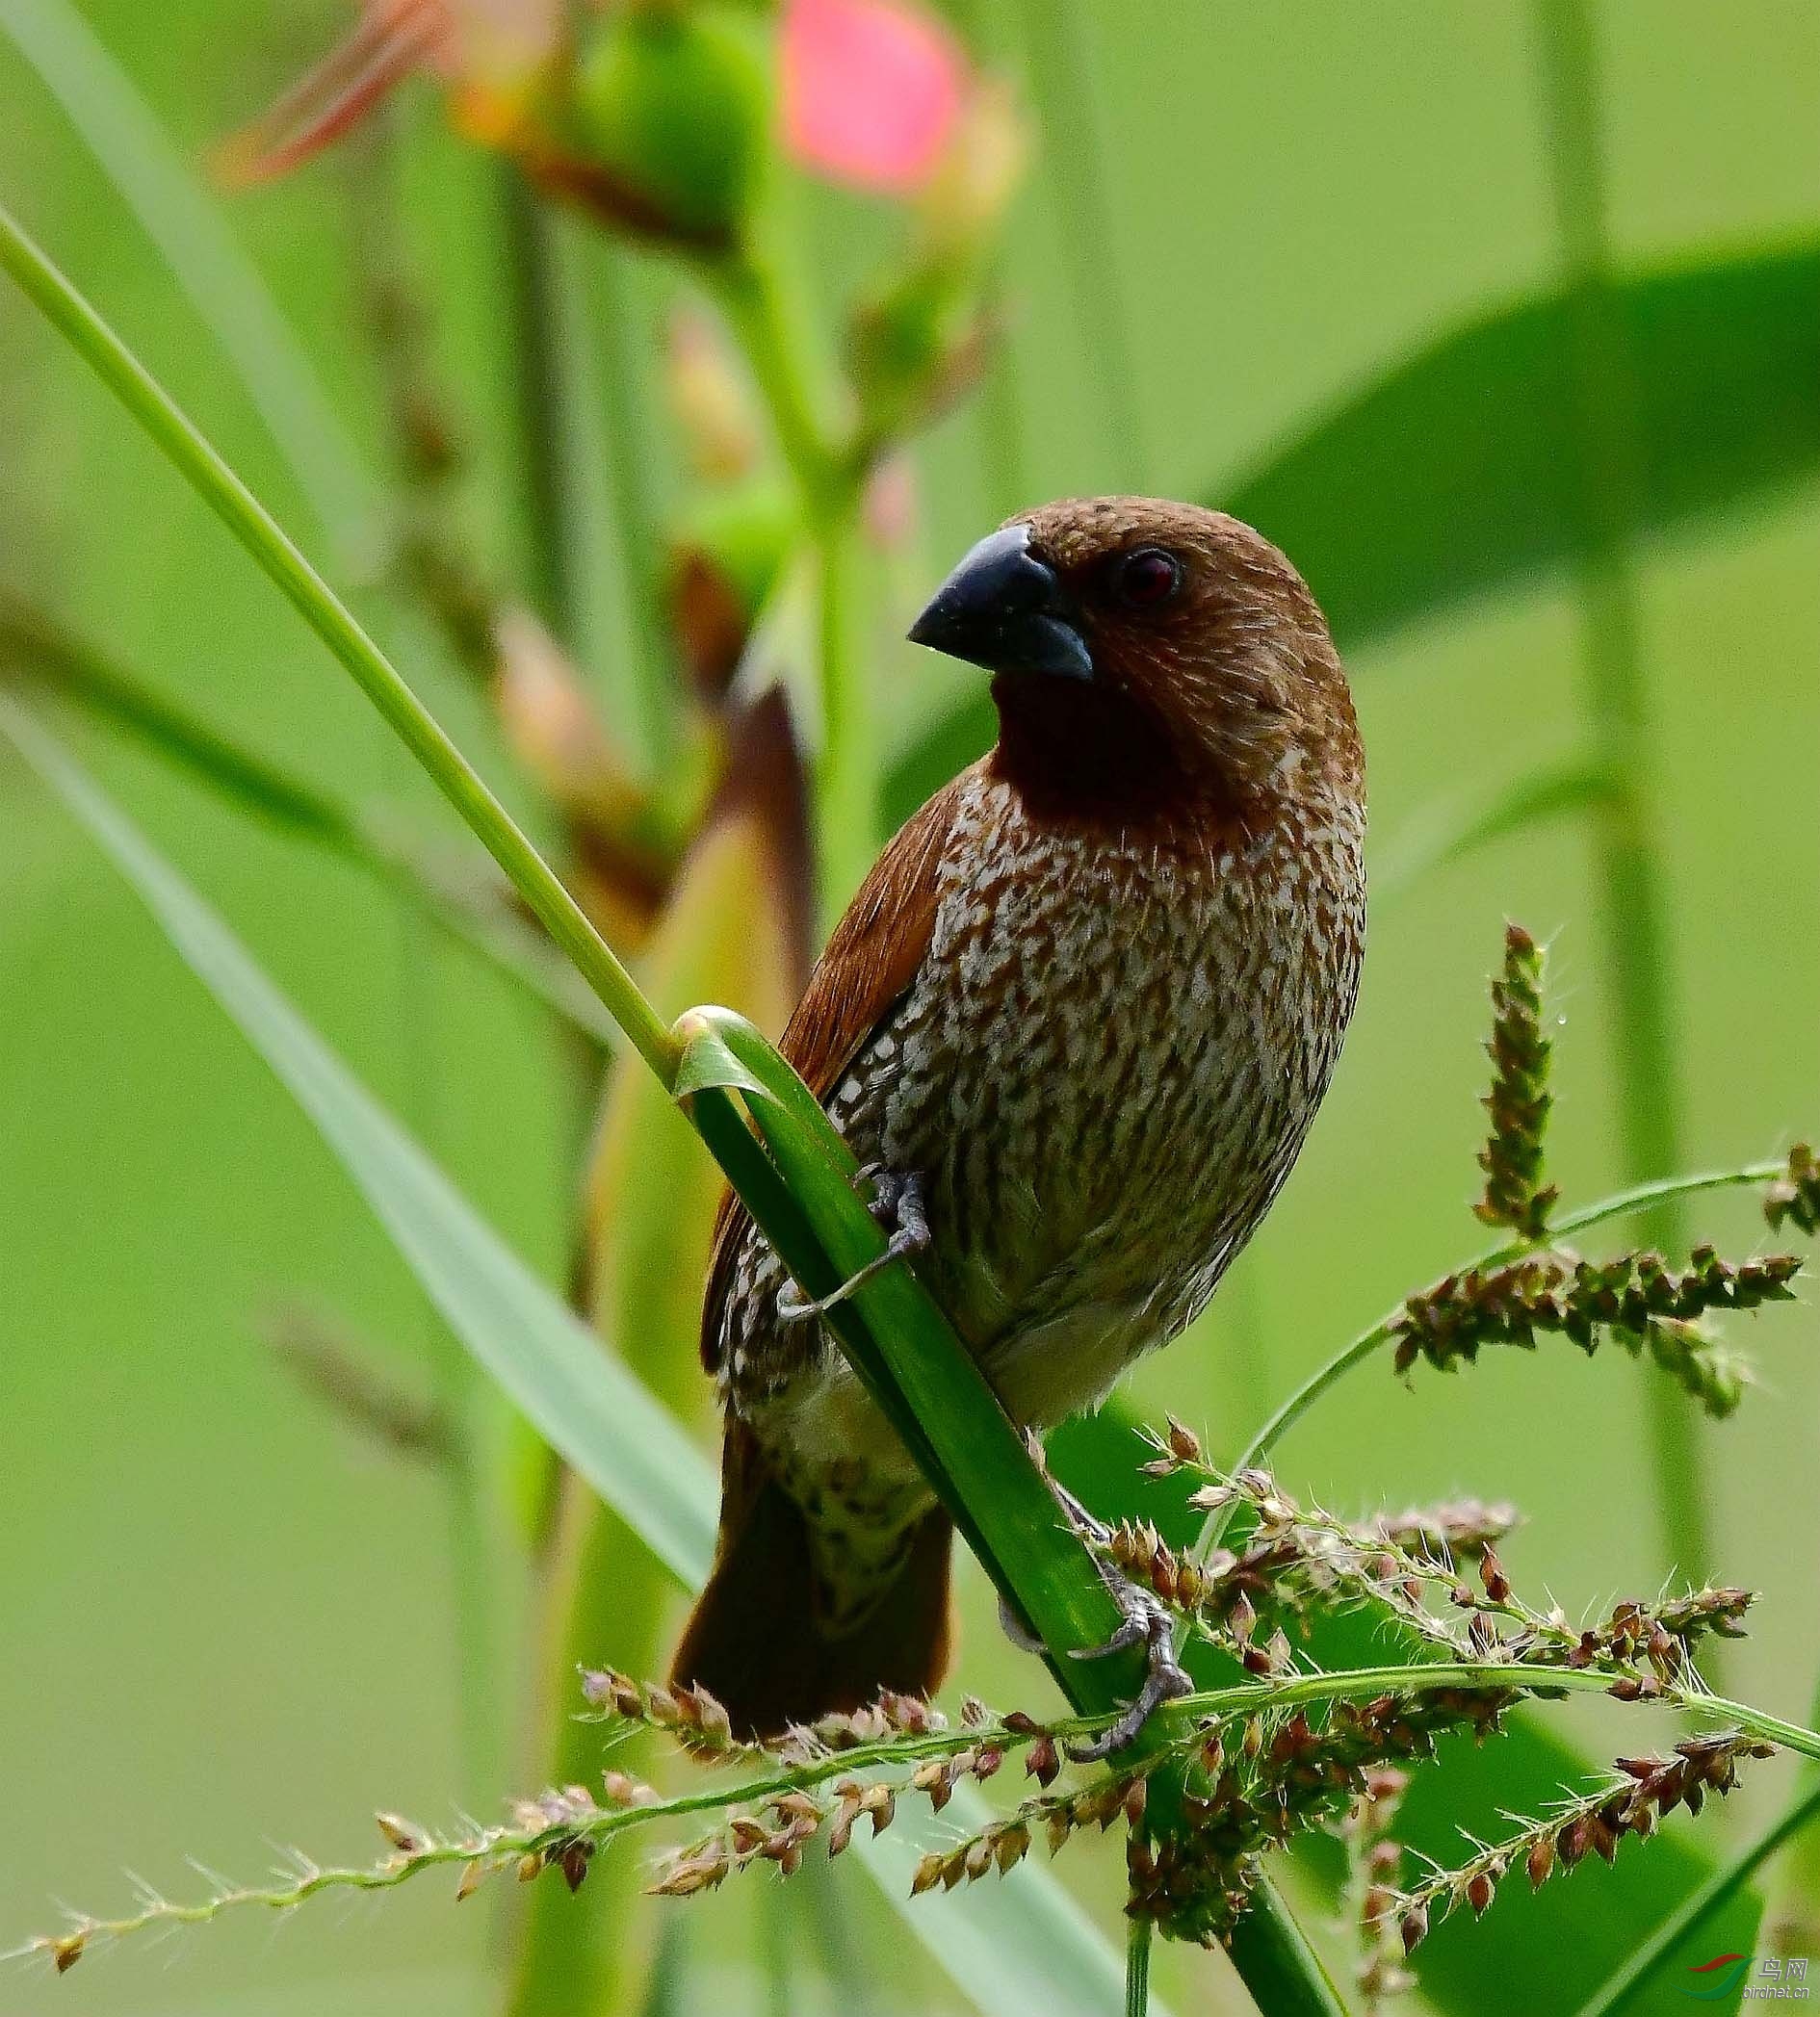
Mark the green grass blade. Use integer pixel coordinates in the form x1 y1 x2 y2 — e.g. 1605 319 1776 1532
1 697 1171 2017
1 695 713 1590
885 236 1820 825
0 0 381 564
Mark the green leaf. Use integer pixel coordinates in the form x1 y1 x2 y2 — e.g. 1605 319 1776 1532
1225 235 1820 647
0 0 381 564
885 237 1820 826
1 698 1162 2017
0 695 713 1590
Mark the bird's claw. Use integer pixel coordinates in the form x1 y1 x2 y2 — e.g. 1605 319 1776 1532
776 1170 930 1325
1022 1475 1192 1761
1065 1593 1194 1762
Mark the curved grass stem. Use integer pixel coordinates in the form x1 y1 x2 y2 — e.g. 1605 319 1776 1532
1189 1157 1790 1568
0 198 679 1083
16 1657 1817 1975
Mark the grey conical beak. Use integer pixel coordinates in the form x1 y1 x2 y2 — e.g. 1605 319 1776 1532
907 525 1094 682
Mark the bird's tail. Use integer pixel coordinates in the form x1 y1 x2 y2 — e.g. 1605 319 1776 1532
670 1420 953 1739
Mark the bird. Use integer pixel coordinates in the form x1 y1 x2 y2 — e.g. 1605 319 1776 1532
671 496 1366 1744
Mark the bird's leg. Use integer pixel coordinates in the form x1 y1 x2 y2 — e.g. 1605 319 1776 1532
776 1166 931 1324
1043 1476 1194 1763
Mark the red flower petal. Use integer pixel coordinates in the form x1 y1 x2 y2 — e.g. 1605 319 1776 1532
781 0 966 194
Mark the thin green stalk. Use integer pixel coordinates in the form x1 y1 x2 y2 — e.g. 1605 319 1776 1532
1189 1158 1788 1569
588 242 678 775
1572 1773 1820 2017
0 198 679 1083
709 251 876 916
0 0 381 565
1011 0 1148 491
1534 0 1703 1585
1125 1912 1152 2017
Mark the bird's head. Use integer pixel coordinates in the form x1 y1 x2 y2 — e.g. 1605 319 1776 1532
909 497 1361 827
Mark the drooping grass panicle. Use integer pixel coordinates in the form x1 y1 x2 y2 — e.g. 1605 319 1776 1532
1391 1247 1799 1417
1378 1731 1774 1959
1131 1458 1755 1698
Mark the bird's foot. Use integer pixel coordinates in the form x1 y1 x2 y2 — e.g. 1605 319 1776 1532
1064 1587 1195 1761
776 1167 930 1325
1033 1472 1194 1762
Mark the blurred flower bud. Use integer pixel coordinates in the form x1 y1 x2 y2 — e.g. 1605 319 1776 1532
843 78 1025 440
665 308 762 482
563 3 773 249
915 76 1026 262
667 479 797 700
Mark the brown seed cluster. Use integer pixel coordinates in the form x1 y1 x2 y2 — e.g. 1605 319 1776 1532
581 1663 951 1762
1765 1142 1820 1235
1382 1732 1773 1955
581 1668 741 1757
1127 1687 1516 1947
1116 1460 1758 1745
912 1776 1147 1895
1392 1246 1799 1416
1473 923 1558 1239
1372 1498 1521 1560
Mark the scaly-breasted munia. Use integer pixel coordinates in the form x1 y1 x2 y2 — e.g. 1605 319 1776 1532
673 498 1366 1740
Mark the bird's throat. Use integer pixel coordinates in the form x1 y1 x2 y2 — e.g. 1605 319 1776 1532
987 671 1221 830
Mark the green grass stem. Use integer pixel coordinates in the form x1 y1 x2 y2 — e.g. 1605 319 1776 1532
1533 0 1705 1590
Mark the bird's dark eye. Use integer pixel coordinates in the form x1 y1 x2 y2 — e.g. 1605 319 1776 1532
1114 547 1182 608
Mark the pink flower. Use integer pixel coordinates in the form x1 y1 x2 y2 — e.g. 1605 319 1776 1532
780 0 966 194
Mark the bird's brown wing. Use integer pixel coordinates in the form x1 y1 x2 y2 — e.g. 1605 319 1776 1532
697 770 968 1371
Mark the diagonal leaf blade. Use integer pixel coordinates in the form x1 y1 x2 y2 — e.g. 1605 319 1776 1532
0 696 1162 2017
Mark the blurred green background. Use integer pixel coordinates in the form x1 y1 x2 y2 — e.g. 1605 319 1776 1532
1 2 1815 2012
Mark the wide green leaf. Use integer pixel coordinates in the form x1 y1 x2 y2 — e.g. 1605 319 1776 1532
1 698 1157 2017
886 237 1820 824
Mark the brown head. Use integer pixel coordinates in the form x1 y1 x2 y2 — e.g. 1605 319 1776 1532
909 497 1362 827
